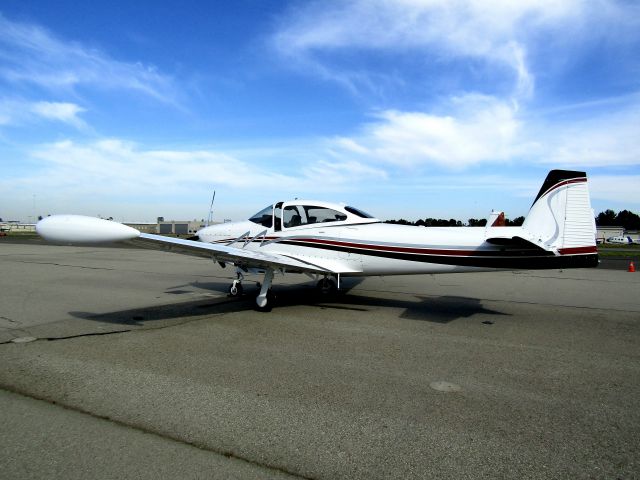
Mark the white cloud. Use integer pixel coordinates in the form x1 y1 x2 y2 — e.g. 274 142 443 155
273 0 638 99
29 102 87 129
0 98 87 129
540 106 640 168
331 94 528 168
590 175 640 205
327 91 640 170
272 0 577 97
26 139 292 194
0 14 179 105
1 138 389 205
306 159 388 182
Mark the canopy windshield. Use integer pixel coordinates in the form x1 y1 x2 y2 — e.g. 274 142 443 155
345 206 374 218
249 205 273 228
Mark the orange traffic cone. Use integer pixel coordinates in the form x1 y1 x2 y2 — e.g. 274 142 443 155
629 261 636 273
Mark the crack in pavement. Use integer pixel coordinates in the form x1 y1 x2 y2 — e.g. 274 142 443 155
8 260 119 272
0 315 20 324
0 302 236 345
0 249 109 258
0 329 132 345
0 385 315 480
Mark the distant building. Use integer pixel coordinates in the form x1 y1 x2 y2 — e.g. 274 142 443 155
156 220 208 236
123 222 157 234
6 223 36 232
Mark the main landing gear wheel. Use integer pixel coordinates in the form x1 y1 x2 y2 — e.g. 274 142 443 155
255 290 275 312
255 269 275 312
316 277 338 296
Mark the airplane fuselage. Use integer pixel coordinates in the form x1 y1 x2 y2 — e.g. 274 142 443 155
198 220 594 276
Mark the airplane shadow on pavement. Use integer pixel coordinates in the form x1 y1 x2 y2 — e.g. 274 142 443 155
399 296 509 323
275 290 510 323
69 278 509 326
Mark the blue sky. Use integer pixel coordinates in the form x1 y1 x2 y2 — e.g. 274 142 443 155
1 0 638 223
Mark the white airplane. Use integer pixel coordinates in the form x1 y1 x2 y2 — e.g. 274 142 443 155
607 235 640 245
607 236 633 245
37 170 599 310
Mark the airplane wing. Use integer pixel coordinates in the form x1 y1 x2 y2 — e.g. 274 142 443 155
125 233 335 273
36 215 354 274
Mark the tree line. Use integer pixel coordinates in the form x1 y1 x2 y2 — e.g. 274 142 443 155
385 209 639 229
595 209 640 230
384 216 524 227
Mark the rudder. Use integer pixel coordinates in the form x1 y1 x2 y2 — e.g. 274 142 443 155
522 170 597 255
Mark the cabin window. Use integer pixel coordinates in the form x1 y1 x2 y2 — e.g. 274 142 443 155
283 205 305 228
305 206 346 224
282 205 347 228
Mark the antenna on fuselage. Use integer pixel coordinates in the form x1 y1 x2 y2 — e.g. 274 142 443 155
206 191 216 227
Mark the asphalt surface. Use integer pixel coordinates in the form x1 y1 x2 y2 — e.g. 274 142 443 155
1 240 639 479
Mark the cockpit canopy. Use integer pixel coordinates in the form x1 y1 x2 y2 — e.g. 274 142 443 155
249 201 377 230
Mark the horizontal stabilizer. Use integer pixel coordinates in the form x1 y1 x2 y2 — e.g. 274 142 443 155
485 234 548 251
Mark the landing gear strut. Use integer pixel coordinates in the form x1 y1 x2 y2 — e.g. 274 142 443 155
255 269 275 311
228 269 244 297
227 268 276 310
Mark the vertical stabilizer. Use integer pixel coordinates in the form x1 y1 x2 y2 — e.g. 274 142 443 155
522 170 596 254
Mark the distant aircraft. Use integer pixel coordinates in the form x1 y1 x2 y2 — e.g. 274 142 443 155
37 170 599 310
606 236 636 244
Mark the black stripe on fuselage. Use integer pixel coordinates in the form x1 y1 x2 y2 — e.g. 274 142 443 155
277 239 598 269
207 236 598 269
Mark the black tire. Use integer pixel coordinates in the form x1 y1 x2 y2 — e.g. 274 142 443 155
255 290 275 312
316 278 337 296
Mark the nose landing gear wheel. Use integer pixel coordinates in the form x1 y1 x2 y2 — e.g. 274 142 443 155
228 280 243 297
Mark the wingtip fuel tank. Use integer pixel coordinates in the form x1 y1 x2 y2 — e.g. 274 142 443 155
36 215 140 243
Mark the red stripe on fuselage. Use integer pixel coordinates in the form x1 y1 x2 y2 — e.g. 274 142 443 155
290 238 507 256
558 246 598 255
